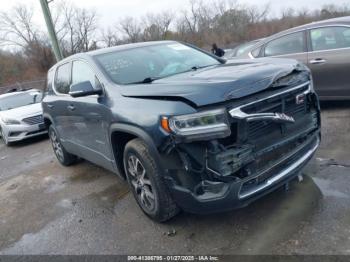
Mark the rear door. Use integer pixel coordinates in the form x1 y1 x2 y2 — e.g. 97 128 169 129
262 31 308 64
307 26 350 98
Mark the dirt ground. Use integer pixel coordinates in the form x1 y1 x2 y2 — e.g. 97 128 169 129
0 102 349 255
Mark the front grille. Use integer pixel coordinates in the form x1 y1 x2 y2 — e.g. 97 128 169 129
22 115 44 125
243 84 310 142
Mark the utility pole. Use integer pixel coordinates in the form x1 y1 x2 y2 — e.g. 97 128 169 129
39 0 63 61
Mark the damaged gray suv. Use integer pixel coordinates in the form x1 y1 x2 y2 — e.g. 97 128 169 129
42 41 321 222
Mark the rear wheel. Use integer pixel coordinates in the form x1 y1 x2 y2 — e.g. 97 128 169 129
123 138 179 222
49 125 77 166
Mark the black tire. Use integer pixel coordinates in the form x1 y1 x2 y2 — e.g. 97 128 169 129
123 138 179 222
49 125 77 166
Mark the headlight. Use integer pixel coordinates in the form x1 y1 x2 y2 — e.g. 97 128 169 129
161 109 230 141
1 117 21 125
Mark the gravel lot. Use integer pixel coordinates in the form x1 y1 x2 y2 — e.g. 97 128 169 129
0 102 349 255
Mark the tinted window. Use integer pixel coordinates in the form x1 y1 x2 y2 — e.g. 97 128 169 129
54 63 71 94
72 60 101 89
46 69 54 93
0 91 43 111
310 26 350 51
95 43 220 85
265 32 305 56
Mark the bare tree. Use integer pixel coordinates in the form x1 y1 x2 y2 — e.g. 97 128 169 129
0 4 40 48
100 27 120 47
55 1 98 54
142 11 174 41
117 17 143 43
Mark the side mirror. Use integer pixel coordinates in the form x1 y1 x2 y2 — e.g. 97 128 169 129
69 81 102 98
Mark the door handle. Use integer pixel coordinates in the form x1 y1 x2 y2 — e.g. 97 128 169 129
309 58 326 65
47 104 54 109
67 105 76 111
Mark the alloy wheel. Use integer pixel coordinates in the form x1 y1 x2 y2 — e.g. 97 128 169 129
127 154 155 212
50 129 64 162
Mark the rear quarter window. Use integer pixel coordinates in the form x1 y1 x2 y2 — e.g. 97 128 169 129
46 69 54 94
54 63 71 94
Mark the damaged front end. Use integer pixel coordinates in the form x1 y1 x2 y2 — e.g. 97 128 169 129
160 72 321 214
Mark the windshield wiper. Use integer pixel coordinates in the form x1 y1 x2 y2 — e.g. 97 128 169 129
127 64 218 84
190 64 218 71
128 77 162 85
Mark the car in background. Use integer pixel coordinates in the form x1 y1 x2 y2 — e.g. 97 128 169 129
0 89 46 145
224 39 263 59
234 16 350 100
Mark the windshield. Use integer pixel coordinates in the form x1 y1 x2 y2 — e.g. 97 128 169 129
0 91 43 111
235 42 257 56
95 43 220 84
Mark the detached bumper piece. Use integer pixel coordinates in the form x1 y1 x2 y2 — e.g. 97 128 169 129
164 82 321 214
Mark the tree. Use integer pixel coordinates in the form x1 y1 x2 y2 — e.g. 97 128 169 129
100 27 121 47
54 1 98 54
0 4 40 48
117 17 143 43
0 4 54 78
142 11 174 41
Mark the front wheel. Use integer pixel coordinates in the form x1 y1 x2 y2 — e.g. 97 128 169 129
123 138 179 222
49 125 77 166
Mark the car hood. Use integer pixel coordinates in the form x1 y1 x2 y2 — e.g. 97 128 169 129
119 58 308 107
0 103 43 120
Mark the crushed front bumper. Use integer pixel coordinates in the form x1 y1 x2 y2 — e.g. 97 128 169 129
162 82 321 214
164 132 320 214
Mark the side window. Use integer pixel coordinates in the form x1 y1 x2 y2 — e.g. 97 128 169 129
264 32 305 57
71 60 101 90
46 69 54 93
54 63 71 94
310 26 350 51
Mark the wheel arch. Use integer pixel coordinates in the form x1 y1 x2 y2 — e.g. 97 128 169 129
109 123 162 179
43 113 53 129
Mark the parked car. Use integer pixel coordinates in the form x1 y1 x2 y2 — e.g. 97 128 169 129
233 16 350 100
43 41 321 222
0 89 46 145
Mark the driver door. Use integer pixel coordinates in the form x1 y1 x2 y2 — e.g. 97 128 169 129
68 60 113 170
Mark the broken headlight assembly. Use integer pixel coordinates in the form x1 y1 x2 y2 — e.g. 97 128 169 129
161 109 231 141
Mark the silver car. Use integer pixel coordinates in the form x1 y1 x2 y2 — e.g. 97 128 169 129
0 89 47 145
234 16 350 100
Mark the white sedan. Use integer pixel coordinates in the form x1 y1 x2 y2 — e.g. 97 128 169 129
0 89 47 145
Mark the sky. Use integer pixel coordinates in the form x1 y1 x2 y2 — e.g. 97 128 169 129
2 0 349 31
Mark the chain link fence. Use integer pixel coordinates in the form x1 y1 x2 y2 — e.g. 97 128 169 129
0 78 46 95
